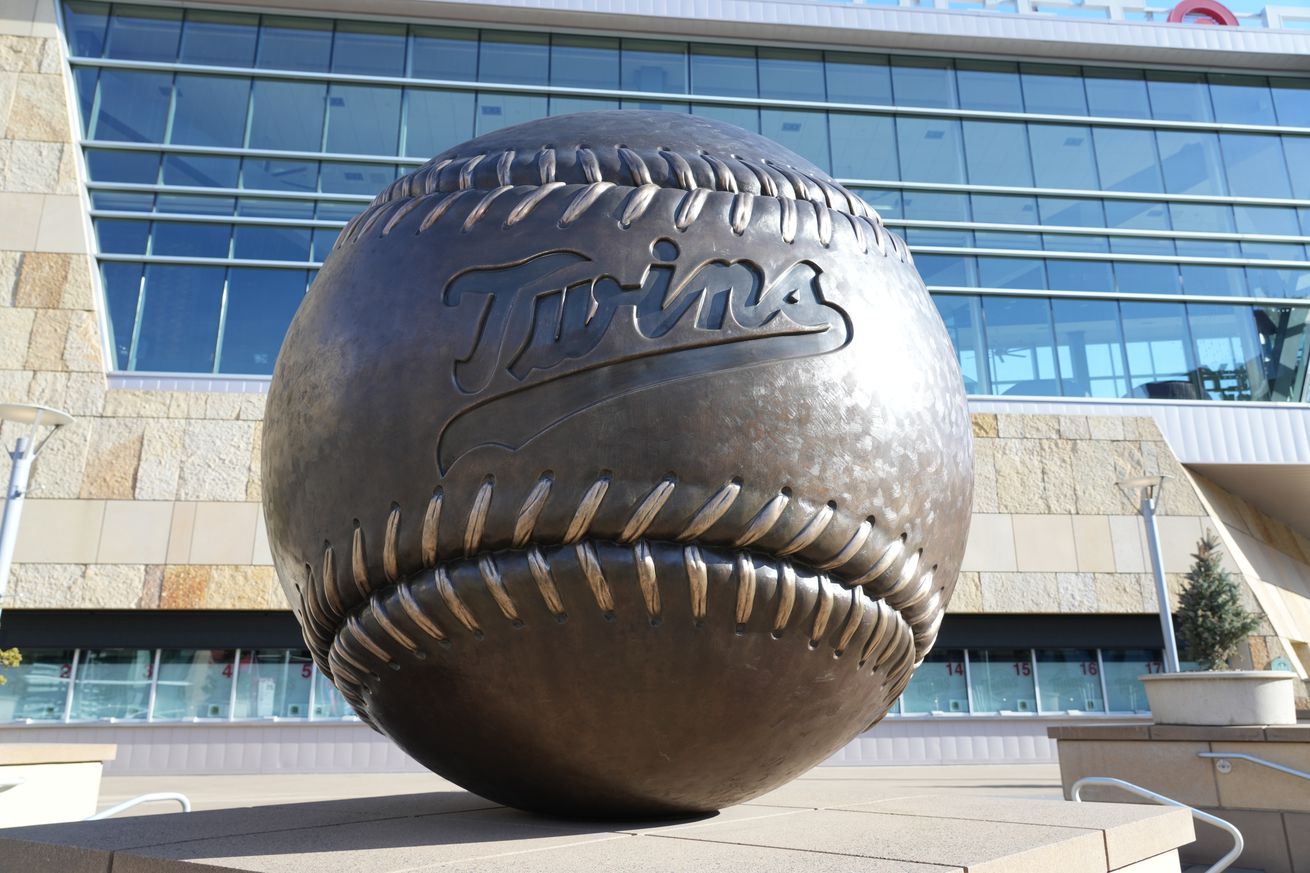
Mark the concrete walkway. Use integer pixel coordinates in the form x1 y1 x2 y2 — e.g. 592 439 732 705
98 764 1065 816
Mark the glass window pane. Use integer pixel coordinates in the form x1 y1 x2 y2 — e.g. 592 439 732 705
257 16 332 72
1248 267 1310 300
982 295 1059 395
890 57 955 108
551 35 619 89
829 114 896 181
220 268 306 374
162 154 240 188
479 31 549 86
1147 71 1213 122
1029 124 1098 189
96 218 149 254
474 92 548 136
978 257 1045 290
758 48 825 102
966 649 1037 714
1285 137 1310 201
919 255 977 286
550 95 619 115
0 648 75 721
410 26 478 81
332 21 405 76
1219 134 1292 199
901 190 969 222
1106 200 1170 231
691 103 758 134
242 158 317 192
405 90 475 158
1209 74 1277 125
1115 261 1181 295
932 294 988 393
234 650 314 718
963 120 1032 187
956 60 1022 112
897 118 965 184
900 649 969 713
72 67 98 135
1039 197 1104 228
760 109 829 172
1035 649 1104 713
325 84 401 156
1182 265 1247 297
974 194 1038 225
238 197 314 220
312 227 340 261
1189 304 1270 401
1047 258 1112 293
1271 78 1310 127
1157 131 1226 196
152 221 230 257
825 52 891 105
319 162 396 195
70 648 152 720
1021 63 1087 115
158 194 235 215
621 40 687 94
104 4 181 61
1093 128 1163 193
92 70 172 142
179 10 257 66
63 1 109 57
152 650 235 720
1169 202 1232 234
134 265 225 373
170 75 249 148
232 225 310 262
86 148 160 184
101 262 142 370
311 668 355 719
1233 206 1299 237
1102 650 1162 713
249 80 326 152
1121 301 1199 398
690 44 756 98
1084 69 1152 119
1054 298 1128 397
1256 304 1310 401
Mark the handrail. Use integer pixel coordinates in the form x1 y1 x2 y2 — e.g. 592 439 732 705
87 792 191 820
1198 751 1310 782
1071 776 1243 873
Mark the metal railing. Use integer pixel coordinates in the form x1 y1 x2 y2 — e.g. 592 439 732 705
87 792 191 820
1198 750 1310 782
1071 776 1243 873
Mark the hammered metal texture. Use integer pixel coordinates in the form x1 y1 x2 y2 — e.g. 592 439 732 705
262 111 974 818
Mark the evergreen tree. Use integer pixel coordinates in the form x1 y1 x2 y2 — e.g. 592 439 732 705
1173 534 1260 671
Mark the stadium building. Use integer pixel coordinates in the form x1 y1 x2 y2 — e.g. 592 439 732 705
0 0 1307 771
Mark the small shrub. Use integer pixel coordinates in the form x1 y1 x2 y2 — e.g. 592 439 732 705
0 647 19 686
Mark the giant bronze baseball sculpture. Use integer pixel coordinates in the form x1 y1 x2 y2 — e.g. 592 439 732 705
262 112 973 817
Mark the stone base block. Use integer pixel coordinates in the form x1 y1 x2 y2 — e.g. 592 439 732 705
0 786 1193 872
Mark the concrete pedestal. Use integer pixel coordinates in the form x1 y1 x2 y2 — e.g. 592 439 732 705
0 744 117 827
0 776 1194 873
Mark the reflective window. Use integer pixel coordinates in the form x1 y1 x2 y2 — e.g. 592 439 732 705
978 257 1045 290
1046 258 1112 293
332 21 406 77
163 154 240 188
410 26 478 81
0 649 74 721
133 265 225 372
758 48 825 102
830 114 896 180
1209 74 1277 126
692 103 759 134
1189 304 1269 401
897 118 965 184
690 44 756 97
956 60 1022 113
256 16 332 72
405 90 475 157
104 4 182 61
234 650 314 718
1147 71 1213 122
220 268 307 374
479 31 548 85
325 85 402 156
900 649 968 714
552 35 619 89
152 650 236 719
966 649 1037 714
974 194 1038 225
1271 78 1310 127
825 52 892 106
963 120 1032 187
171 75 250 148
1257 305 1310 402
761 109 829 172
475 92 549 135
1035 649 1105 713
1102 650 1162 712
1121 301 1198 398
622 40 687 94
87 148 159 183
1285 138 1310 201
1220 134 1292 199
1093 128 1163 193
1053 298 1128 397
890 57 955 108
100 262 143 369
243 158 317 192
248 81 326 152
1084 69 1152 119
63 1 109 57
92 70 172 142
70 649 152 720
982 296 1059 395
179 10 258 66
1021 63 1087 116
96 218 149 254
1157 130 1226 197
933 295 988 394
1029 124 1098 189
1115 261 1181 295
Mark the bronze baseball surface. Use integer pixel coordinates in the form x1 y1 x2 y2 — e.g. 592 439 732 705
262 111 974 817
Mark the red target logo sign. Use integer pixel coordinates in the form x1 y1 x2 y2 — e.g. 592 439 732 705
1167 0 1239 25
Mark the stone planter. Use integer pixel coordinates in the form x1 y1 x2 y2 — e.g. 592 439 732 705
1141 671 1298 726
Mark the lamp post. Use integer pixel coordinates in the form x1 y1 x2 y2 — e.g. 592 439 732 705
1121 474 1181 673
0 403 75 628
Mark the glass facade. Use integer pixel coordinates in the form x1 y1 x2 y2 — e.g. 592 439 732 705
2 644 1173 722
62 3 1310 400
0 647 355 723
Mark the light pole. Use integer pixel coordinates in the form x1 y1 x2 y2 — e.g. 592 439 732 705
1121 474 1181 673
0 403 75 628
